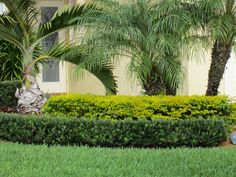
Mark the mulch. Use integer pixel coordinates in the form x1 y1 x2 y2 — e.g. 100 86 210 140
0 106 17 113
219 140 235 148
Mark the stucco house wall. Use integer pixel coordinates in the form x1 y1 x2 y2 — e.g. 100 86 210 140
37 0 143 95
178 50 226 96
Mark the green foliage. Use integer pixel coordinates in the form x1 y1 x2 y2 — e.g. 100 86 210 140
43 94 234 120
0 81 21 107
61 45 117 95
83 0 184 95
1 143 236 177
0 113 227 147
0 1 117 95
0 40 42 82
0 41 23 81
157 0 236 95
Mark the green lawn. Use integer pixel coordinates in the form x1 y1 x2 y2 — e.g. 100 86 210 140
0 142 235 177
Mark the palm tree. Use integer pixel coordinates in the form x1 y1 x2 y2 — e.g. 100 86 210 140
158 0 236 96
0 0 116 113
201 0 235 96
83 0 184 95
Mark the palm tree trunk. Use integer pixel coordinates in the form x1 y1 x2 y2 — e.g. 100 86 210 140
144 78 165 96
144 65 176 95
144 65 165 95
15 65 47 114
206 41 231 96
166 84 177 95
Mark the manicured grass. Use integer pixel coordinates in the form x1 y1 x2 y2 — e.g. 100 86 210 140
0 142 235 177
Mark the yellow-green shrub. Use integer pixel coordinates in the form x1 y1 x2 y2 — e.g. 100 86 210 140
43 94 234 120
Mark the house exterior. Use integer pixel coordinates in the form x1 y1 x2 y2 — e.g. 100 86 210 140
1 1 236 97
37 0 142 96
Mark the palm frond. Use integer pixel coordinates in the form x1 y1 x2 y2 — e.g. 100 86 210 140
0 40 23 81
127 50 152 85
157 56 183 90
42 42 73 60
46 42 118 95
0 13 15 25
0 25 24 52
209 13 235 43
36 4 100 46
0 0 38 37
86 63 117 95
81 0 185 94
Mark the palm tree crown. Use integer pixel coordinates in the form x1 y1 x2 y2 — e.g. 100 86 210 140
83 0 184 95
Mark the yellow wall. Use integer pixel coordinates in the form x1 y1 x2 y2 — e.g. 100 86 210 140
67 64 106 95
178 49 225 96
66 57 143 96
113 57 142 95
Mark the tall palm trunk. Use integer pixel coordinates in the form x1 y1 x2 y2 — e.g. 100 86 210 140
206 41 231 96
15 65 47 114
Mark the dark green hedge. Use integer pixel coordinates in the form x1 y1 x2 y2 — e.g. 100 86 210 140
0 81 21 107
0 113 227 148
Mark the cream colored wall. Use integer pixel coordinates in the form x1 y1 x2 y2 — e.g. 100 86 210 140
113 57 142 95
67 57 143 96
177 59 189 95
67 64 106 95
178 49 225 96
76 0 86 3
225 52 236 97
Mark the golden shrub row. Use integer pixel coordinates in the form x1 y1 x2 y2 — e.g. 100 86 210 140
43 94 234 120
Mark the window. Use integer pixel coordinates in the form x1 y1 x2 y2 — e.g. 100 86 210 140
41 7 60 82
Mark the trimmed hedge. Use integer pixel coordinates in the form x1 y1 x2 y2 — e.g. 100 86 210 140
0 81 21 107
43 94 234 120
0 113 227 147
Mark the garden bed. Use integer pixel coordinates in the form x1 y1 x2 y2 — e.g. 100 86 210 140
0 106 17 113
